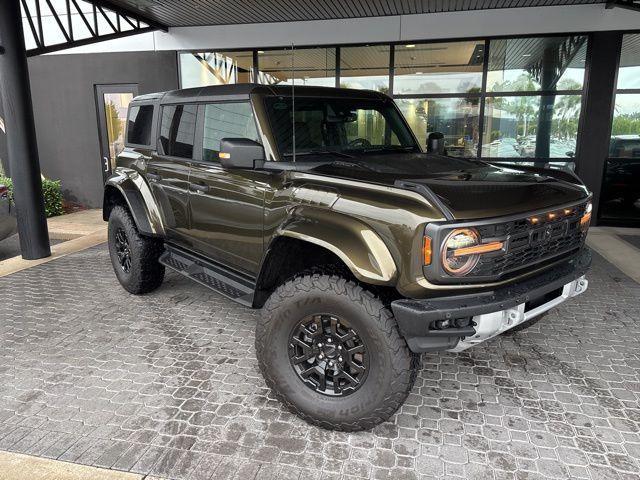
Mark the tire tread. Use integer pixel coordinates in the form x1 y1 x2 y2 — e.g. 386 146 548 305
108 205 165 295
256 273 419 432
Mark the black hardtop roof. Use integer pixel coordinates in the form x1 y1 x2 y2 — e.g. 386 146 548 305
131 84 389 105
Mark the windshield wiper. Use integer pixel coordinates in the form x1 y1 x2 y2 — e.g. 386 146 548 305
284 150 354 159
357 145 417 153
313 159 377 172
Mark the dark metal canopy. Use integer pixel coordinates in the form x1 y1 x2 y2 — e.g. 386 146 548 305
22 0 639 57
102 0 637 27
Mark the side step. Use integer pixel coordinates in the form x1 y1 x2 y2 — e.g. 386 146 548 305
159 244 256 307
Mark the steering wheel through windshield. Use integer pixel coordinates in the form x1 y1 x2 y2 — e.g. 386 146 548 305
347 138 372 149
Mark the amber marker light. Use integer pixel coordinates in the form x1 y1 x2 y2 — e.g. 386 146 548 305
580 202 593 231
548 212 557 220
453 241 504 257
423 236 432 265
529 216 540 224
219 152 231 159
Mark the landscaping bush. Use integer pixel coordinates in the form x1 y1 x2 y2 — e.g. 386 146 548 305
0 175 64 218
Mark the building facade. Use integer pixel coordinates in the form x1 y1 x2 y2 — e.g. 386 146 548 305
0 3 638 225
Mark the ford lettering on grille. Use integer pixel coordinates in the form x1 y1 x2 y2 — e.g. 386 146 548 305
470 203 588 278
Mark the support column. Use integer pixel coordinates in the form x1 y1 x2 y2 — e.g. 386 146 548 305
0 0 50 259
535 47 556 159
575 32 623 224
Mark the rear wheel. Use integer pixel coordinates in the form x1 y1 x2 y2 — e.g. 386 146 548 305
108 205 165 294
256 274 419 431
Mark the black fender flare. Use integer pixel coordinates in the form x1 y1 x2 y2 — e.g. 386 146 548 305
103 169 165 237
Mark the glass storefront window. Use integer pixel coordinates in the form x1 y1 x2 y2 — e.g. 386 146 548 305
340 45 390 93
600 33 640 224
481 95 581 158
611 94 640 150
393 41 484 95
256 48 336 86
617 34 640 90
487 36 587 93
397 98 479 157
601 93 640 221
179 51 254 88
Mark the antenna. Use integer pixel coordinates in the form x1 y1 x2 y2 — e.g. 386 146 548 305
291 42 296 162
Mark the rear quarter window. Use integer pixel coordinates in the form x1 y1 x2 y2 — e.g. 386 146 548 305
126 104 154 146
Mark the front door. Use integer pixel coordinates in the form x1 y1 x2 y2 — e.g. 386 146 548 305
95 84 138 180
187 102 267 275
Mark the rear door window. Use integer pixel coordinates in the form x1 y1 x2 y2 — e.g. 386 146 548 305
202 102 260 162
126 104 154 146
159 104 198 158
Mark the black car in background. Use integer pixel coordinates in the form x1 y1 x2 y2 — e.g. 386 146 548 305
600 135 640 221
0 183 16 242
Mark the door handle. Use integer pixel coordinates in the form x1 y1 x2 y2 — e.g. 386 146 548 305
146 172 161 182
190 182 209 193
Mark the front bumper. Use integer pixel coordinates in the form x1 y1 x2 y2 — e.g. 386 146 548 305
391 248 591 353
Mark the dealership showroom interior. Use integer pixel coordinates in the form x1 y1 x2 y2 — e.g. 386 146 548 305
1 0 640 479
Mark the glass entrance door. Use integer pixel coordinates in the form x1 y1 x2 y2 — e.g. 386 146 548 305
599 34 640 226
95 84 138 180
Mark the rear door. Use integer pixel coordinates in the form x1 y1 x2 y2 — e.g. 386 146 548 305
187 101 268 275
147 103 197 245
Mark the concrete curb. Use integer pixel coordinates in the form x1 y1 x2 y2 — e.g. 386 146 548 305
587 227 640 284
0 230 107 278
0 451 147 480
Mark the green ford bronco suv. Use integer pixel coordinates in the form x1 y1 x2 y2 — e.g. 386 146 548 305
104 84 591 431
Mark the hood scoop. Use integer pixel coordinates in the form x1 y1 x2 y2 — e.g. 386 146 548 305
395 180 455 220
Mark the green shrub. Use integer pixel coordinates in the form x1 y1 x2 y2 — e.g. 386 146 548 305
0 175 64 218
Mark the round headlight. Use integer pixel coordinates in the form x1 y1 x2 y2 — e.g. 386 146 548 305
441 228 480 276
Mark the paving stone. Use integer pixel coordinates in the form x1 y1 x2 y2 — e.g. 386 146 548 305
0 246 639 479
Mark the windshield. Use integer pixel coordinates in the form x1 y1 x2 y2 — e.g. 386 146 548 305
264 96 420 159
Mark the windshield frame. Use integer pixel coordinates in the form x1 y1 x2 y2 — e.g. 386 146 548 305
259 93 423 162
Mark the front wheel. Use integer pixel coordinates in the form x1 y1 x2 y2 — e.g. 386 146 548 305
256 274 419 431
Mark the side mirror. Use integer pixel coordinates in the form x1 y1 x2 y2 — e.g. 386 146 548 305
427 132 445 155
219 138 265 169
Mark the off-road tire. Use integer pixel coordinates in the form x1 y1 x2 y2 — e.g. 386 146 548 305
108 205 165 294
256 274 419 431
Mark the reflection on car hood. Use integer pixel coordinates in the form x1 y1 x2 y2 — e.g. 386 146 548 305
310 152 589 220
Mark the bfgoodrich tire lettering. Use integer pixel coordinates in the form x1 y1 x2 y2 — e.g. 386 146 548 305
256 274 419 431
108 205 165 295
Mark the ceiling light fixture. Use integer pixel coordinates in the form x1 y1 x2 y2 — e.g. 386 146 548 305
405 44 416 48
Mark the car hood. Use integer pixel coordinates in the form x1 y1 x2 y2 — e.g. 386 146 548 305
308 152 590 220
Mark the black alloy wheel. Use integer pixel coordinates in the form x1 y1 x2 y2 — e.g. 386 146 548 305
114 227 132 273
256 273 419 431
289 314 369 396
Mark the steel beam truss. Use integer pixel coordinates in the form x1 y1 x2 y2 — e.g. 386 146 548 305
24 0 167 57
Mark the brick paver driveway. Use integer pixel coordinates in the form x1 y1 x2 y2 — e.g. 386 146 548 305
1 245 639 480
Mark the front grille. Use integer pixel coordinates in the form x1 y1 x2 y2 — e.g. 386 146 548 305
470 202 588 278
